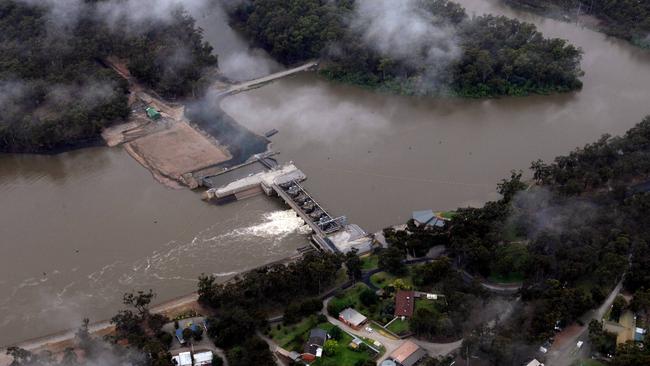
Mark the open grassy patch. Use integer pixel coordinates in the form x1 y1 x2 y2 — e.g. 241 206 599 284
361 255 379 271
268 315 319 350
312 324 378 366
386 318 410 335
369 271 413 290
487 272 524 284
327 283 394 324
437 211 456 219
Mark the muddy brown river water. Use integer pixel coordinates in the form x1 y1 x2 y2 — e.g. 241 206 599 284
221 0 650 231
0 0 649 347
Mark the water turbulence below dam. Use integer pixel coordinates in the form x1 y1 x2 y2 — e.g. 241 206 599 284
0 148 307 347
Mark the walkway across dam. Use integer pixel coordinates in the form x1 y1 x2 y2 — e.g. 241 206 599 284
214 61 318 97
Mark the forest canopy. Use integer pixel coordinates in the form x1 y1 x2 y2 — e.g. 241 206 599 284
227 0 584 97
0 0 217 153
505 0 650 48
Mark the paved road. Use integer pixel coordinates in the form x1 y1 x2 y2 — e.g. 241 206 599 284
321 297 462 363
546 280 623 366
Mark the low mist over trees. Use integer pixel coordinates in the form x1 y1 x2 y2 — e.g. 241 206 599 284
505 0 650 48
0 0 217 153
227 0 584 97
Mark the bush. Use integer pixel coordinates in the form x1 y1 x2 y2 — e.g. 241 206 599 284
329 326 342 341
158 332 173 347
193 326 204 341
359 289 379 307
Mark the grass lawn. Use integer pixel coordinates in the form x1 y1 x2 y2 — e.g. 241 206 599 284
328 283 394 324
361 255 379 271
386 318 410 335
268 315 319 350
487 272 524 284
370 270 413 289
313 323 377 366
436 211 456 219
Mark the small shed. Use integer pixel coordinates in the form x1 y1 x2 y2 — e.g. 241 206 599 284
146 106 162 120
171 352 192 366
193 351 213 366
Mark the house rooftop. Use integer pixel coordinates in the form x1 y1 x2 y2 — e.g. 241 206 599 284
390 341 426 366
304 328 327 355
193 351 213 364
339 308 367 326
394 290 415 318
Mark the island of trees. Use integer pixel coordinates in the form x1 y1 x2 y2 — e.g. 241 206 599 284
0 0 217 153
504 0 650 48
227 0 584 97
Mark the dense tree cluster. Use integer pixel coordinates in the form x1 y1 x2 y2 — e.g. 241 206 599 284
227 0 584 97
531 117 650 195
0 0 216 153
505 0 650 47
198 253 342 365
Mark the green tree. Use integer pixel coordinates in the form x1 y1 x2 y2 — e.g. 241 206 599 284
323 339 339 356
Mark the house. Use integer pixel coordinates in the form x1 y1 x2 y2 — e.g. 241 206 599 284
175 324 201 344
172 352 192 366
525 360 544 366
339 308 368 330
412 210 447 228
395 290 415 318
303 328 327 361
193 351 213 366
389 341 427 366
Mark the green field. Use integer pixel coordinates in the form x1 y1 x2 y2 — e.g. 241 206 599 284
487 272 524 284
386 318 409 335
436 211 456 219
269 315 320 350
369 271 413 289
361 255 379 270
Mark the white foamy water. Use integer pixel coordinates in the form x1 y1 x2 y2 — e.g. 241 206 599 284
219 210 312 240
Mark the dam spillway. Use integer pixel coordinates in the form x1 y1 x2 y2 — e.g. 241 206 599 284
203 160 373 254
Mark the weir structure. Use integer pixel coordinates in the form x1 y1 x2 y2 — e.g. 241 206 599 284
203 159 373 254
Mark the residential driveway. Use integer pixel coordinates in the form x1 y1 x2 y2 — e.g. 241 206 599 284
321 297 462 362
546 280 623 366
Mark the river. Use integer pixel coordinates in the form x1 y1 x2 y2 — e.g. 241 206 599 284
0 148 308 346
0 0 649 347
220 0 650 232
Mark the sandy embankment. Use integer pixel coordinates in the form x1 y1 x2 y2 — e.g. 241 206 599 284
0 293 204 365
102 58 233 189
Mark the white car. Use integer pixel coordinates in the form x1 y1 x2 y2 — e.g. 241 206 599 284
365 326 373 333
576 341 584 349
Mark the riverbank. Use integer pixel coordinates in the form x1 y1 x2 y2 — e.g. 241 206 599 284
0 292 203 366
